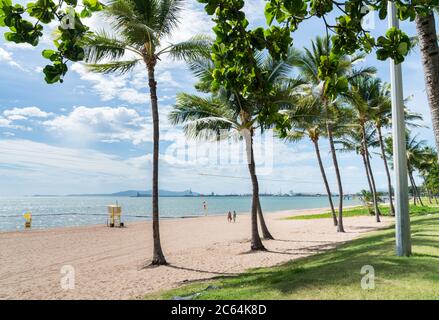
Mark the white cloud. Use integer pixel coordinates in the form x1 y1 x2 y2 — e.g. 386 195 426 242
43 106 150 145
71 63 149 104
3 42 36 51
0 47 23 69
4 106 53 119
0 139 148 195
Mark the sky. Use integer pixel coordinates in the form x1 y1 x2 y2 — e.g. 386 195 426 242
0 0 436 196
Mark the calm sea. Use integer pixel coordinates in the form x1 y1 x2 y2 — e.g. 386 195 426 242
0 196 360 232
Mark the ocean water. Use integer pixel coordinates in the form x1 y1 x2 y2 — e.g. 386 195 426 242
0 196 360 232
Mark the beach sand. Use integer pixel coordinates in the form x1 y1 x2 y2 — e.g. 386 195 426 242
0 207 392 300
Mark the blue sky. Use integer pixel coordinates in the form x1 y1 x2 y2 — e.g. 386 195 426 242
0 1 436 196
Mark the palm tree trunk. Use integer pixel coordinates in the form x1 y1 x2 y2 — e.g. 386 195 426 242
257 198 274 239
361 126 381 222
415 12 439 150
326 122 345 232
411 172 424 206
365 154 381 222
427 188 433 204
409 171 423 206
377 126 395 215
147 61 167 266
312 138 337 226
244 128 265 251
408 172 416 205
361 152 374 200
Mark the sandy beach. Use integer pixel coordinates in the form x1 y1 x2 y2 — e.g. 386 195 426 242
0 207 392 300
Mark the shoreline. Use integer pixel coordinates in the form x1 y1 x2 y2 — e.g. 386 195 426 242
0 206 390 300
0 205 362 235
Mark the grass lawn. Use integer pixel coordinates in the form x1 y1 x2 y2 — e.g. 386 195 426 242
148 214 439 300
284 203 439 220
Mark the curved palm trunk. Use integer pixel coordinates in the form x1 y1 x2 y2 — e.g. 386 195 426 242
257 198 274 240
361 126 381 222
361 152 374 200
408 173 417 205
312 138 337 226
409 173 416 206
415 12 439 150
147 61 167 266
427 188 433 204
365 154 381 222
409 171 424 206
326 122 345 232
244 129 265 251
377 126 395 215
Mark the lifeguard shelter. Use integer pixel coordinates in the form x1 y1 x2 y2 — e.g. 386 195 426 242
107 205 124 228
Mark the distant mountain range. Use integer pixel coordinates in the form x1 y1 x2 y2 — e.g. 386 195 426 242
66 189 201 197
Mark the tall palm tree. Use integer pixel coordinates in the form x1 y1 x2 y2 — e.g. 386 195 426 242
281 98 338 226
348 76 382 222
336 124 381 220
170 52 296 250
294 37 375 232
417 147 438 203
415 11 439 150
369 82 395 214
83 0 209 265
386 132 427 206
370 85 425 215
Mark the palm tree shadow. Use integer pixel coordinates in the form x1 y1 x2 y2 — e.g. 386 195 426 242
165 264 240 276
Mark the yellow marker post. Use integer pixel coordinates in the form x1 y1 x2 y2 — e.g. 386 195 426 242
24 212 32 229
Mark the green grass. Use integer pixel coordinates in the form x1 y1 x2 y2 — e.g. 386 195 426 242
284 203 439 220
148 215 439 300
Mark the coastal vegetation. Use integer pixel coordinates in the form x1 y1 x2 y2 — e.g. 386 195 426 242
284 202 439 220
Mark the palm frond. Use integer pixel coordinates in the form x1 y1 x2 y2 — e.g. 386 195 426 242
156 0 184 38
83 31 133 64
166 35 213 61
87 59 141 75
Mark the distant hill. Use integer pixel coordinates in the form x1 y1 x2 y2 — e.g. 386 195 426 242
67 189 200 197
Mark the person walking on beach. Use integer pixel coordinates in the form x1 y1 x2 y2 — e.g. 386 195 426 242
233 211 237 223
227 211 232 223
203 201 208 216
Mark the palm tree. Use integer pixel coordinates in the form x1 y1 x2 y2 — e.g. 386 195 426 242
170 52 296 250
348 76 382 222
415 11 439 150
336 124 381 221
386 132 427 206
281 97 338 226
370 85 425 215
366 81 394 215
83 0 209 265
417 147 438 203
295 37 375 232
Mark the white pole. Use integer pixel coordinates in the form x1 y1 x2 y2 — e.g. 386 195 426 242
388 1 411 256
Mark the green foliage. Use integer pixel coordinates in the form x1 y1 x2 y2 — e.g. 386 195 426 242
286 203 439 220
264 0 435 65
0 0 103 83
199 0 269 96
318 52 348 99
376 27 412 64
